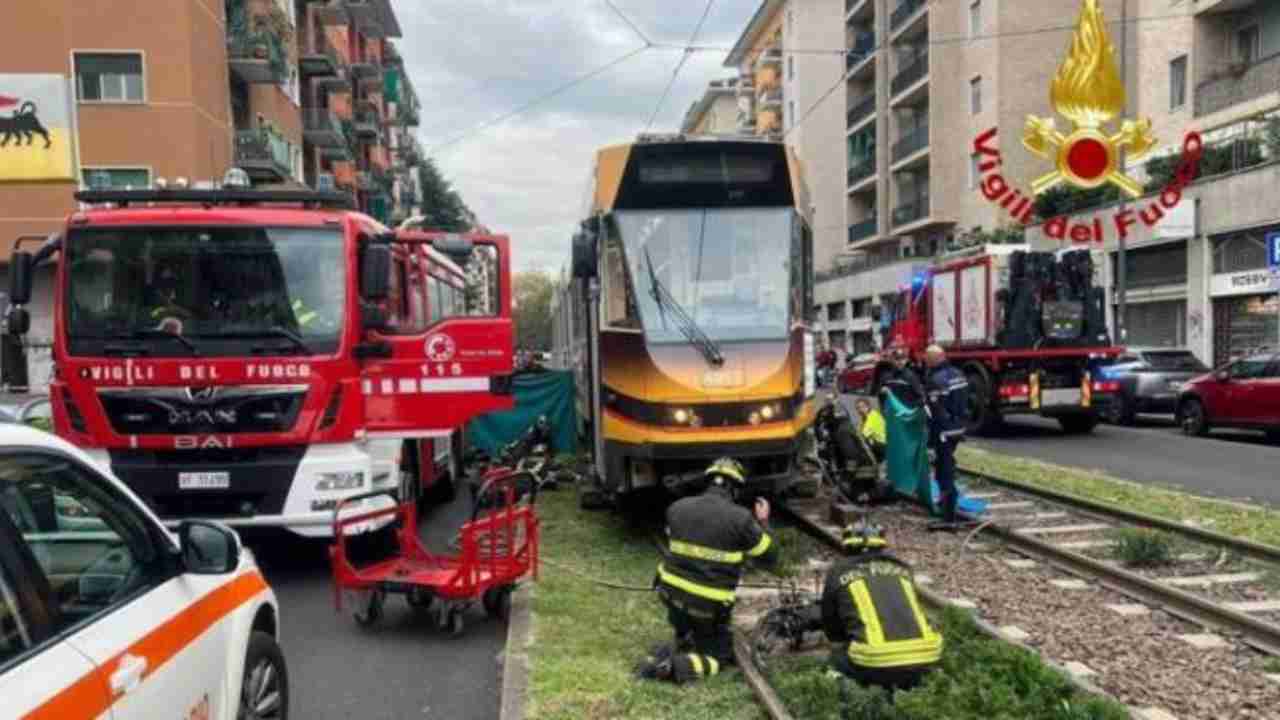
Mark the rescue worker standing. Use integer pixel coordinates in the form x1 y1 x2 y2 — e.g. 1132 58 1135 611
637 458 779 684
923 344 970 530
879 346 926 408
820 524 942 689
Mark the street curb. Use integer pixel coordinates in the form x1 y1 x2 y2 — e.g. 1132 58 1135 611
499 584 533 720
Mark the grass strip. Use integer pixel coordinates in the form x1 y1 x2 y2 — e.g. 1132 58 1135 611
526 490 764 720
958 445 1280 547
768 608 1130 720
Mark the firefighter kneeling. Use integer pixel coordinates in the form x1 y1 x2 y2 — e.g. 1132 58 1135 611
820 524 942 690
636 457 779 684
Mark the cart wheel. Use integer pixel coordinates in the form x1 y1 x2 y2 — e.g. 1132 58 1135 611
448 609 465 637
353 589 385 628
407 588 434 611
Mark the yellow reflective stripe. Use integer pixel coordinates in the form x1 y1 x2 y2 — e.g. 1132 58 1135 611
688 654 704 677
849 580 884 645
298 310 318 325
669 540 743 564
706 656 720 676
746 532 772 558
657 564 736 603
900 577 933 635
848 636 943 667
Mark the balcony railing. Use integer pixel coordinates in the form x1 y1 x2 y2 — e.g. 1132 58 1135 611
892 192 930 227
353 110 380 139
890 0 927 32
756 47 783 69
892 124 928 163
891 53 928 96
847 93 876 128
848 216 878 244
1195 53 1280 118
303 108 346 148
759 87 783 107
227 25 287 84
300 34 342 78
234 130 292 181
350 54 383 79
847 157 875 186
847 31 875 72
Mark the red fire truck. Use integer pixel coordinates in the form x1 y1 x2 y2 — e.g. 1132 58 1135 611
873 243 1122 435
2 185 513 537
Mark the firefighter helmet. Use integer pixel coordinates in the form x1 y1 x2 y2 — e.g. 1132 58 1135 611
704 457 746 486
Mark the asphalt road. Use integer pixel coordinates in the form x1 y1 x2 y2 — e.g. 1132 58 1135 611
247 489 504 720
836 391 1280 509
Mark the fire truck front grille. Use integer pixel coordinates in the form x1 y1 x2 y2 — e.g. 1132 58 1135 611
108 446 307 520
98 386 307 435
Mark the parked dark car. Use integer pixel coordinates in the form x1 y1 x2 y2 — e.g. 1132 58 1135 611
1099 348 1209 425
1177 352 1280 442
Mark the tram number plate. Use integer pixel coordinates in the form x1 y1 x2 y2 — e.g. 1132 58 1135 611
179 472 230 490
1041 388 1082 407
702 368 744 388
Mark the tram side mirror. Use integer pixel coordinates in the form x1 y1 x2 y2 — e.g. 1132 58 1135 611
9 251 33 306
360 242 391 302
432 235 475 263
572 232 596 279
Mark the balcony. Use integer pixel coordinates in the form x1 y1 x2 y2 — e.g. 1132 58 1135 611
397 137 422 166
846 92 876 129
303 108 346 148
892 125 928 164
346 0 380 25
892 192 930 228
353 109 380 139
350 54 382 80
227 25 286 84
847 157 876 187
846 31 875 75
891 53 928 98
890 0 927 33
755 47 783 70
234 130 292 182
300 33 342 79
848 216 878 244
1195 53 1280 118
758 87 783 108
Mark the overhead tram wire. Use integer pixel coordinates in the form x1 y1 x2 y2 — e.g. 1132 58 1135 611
425 44 650 158
604 0 654 47
644 0 717 133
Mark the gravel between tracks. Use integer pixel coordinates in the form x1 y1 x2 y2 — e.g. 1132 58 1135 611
833 500 1280 719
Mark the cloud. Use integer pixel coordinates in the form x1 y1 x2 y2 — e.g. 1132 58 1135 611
391 0 758 274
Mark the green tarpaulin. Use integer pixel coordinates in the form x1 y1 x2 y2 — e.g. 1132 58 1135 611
466 370 579 456
882 390 988 517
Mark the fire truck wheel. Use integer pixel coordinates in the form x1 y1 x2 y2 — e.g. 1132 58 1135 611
353 589 385 627
963 366 1001 436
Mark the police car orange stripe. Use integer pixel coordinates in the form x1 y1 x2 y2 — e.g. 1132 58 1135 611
24 570 269 720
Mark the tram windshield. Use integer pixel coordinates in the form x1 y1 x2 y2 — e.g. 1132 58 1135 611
616 208 795 343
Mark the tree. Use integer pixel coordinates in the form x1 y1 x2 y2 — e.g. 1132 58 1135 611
514 271 555 351
414 158 472 232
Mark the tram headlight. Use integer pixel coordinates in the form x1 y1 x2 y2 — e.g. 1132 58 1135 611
671 408 701 427
760 404 776 421
748 411 762 426
673 408 690 424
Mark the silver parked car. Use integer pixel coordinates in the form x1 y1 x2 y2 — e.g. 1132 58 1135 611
1099 348 1209 425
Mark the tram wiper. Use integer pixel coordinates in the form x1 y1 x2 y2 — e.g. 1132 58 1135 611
644 247 724 367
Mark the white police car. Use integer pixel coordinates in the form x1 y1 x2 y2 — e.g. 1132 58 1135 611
0 423 286 719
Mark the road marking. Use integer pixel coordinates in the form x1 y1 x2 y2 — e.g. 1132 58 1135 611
1017 523 1110 536
1163 572 1262 588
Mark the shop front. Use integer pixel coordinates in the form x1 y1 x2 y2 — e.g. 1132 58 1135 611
1211 269 1279 367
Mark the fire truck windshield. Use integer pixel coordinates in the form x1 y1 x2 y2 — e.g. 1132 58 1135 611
616 208 794 344
64 226 346 357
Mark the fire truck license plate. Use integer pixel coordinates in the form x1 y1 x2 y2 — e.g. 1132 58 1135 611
179 472 230 490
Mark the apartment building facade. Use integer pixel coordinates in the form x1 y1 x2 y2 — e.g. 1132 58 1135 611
680 77 744 134
1024 0 1280 367
806 0 1134 355
0 0 424 385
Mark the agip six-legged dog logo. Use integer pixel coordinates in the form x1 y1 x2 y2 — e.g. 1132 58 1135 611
0 96 52 149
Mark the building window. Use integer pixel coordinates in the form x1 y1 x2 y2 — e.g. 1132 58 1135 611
75 53 144 102
788 56 795 81
1170 55 1187 110
82 167 150 190
1237 25 1260 65
970 76 982 114
969 1 981 38
969 153 980 189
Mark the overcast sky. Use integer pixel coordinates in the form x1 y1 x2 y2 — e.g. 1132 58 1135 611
391 0 762 274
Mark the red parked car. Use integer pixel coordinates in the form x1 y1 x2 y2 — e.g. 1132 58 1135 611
1177 352 1280 443
837 353 879 394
